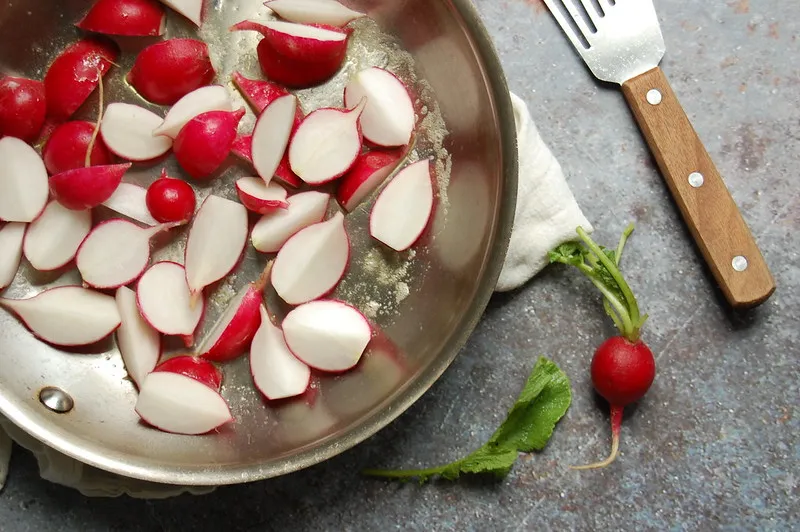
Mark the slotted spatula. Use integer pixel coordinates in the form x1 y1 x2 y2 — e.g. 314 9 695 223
543 0 775 308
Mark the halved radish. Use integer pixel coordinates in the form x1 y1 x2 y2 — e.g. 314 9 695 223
42 120 113 175
0 286 121 347
77 0 167 37
282 299 370 372
100 103 173 162
102 183 158 226
153 85 234 139
289 99 366 185
137 261 204 346
156 0 203 26
271 212 349 305
336 150 404 212
236 178 288 214
251 191 329 253
128 39 214 105
135 372 232 435
44 37 118 122
265 0 365 27
0 223 26 291
250 305 310 400
184 195 248 301
23 201 92 272
145 172 196 223
115 286 161 389
344 67 416 147
153 356 221 391
0 137 49 223
49 163 130 211
251 94 297 185
232 72 288 113
369 159 433 251
174 109 245 179
77 219 182 289
0 76 46 143
197 262 272 362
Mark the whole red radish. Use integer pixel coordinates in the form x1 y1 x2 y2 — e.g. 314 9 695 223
0 76 46 143
44 37 118 122
146 171 196 222
550 224 655 470
49 163 130 210
42 120 112 175
173 108 245 179
154 356 222 391
128 39 215 105
77 0 166 37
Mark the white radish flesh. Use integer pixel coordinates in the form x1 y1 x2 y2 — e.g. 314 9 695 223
251 191 330 253
0 223 26 290
250 305 310 400
157 0 202 26
153 85 234 138
344 67 415 147
265 0 365 27
252 94 297 185
282 300 371 372
288 100 366 185
135 372 232 435
369 159 434 251
115 286 161 388
137 261 204 344
102 183 159 226
0 137 49 223
235 177 288 214
23 201 92 272
0 286 121 346
271 212 349 305
100 103 173 161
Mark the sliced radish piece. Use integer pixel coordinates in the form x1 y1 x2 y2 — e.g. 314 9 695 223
128 39 214 105
77 219 181 289
0 223 26 291
265 0 365 27
102 183 158 226
231 133 302 188
0 286 121 346
251 191 329 253
232 72 289 113
156 0 203 26
236 178 288 214
174 109 245 179
184 195 248 300
77 0 167 37
135 372 232 435
0 76 46 143
271 212 349 305
137 261 204 346
369 159 434 251
0 137 49 223
23 201 92 272
153 356 221 391
282 300 370 372
337 150 404 212
344 67 416 147
42 120 113 175
250 305 310 400
49 163 130 211
100 103 173 162
289 99 365 185
115 286 161 388
251 94 297 185
153 85 234 139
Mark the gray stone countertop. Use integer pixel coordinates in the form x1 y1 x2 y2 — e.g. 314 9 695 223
1 0 798 530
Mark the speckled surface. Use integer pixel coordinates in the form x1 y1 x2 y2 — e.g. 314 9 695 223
2 0 798 529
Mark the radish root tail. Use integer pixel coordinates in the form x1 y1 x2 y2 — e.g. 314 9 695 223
85 66 105 168
570 405 623 470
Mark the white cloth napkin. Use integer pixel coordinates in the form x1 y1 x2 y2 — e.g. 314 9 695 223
0 92 592 498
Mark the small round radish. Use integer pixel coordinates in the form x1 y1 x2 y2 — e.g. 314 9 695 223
23 201 92 272
336 149 404 212
236 177 288 214
137 261 204 347
154 356 222 391
0 76 46 143
174 109 245 179
158 0 203 26
100 103 173 161
42 121 113 175
76 0 167 37
127 39 215 106
344 67 416 147
0 223 26 291
49 163 130 211
265 0 366 27
0 137 50 223
251 191 330 253
152 85 234 139
115 286 161 389
146 172 196 223
250 305 310 401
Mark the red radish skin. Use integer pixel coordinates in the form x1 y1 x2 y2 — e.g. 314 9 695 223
174 109 245 179
337 150 404 212
232 72 288 113
231 134 253 164
154 356 222 391
44 38 118 122
77 0 167 37
128 39 215 105
42 121 113 175
146 171 196 222
49 163 130 210
0 76 46 143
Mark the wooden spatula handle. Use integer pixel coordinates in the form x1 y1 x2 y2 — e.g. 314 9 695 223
621 67 775 308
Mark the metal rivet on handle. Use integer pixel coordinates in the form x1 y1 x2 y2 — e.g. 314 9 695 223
688 172 705 188
646 89 663 105
732 255 749 272
39 387 74 413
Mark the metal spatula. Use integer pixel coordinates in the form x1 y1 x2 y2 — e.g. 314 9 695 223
543 0 775 308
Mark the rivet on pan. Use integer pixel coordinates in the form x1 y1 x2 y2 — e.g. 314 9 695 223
646 89 662 105
39 387 74 413
688 172 705 188
732 255 749 272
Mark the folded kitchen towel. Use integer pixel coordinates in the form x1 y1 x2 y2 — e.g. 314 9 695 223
0 92 592 498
